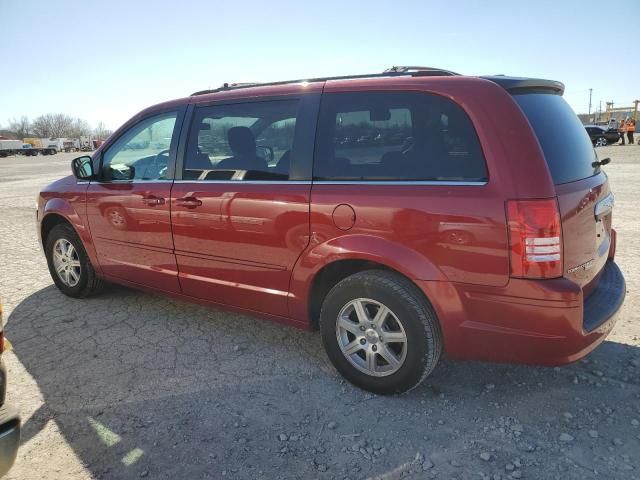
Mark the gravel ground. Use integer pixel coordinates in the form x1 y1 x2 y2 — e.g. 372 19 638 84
0 146 639 480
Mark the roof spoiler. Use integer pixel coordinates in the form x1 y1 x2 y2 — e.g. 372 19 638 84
482 76 565 95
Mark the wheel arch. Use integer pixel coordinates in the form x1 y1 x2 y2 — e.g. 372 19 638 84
40 199 84 246
289 234 445 328
40 199 101 275
40 212 74 247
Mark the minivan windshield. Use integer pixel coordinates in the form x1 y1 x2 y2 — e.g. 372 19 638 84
513 93 599 185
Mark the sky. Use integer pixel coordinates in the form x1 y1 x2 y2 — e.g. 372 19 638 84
1 0 638 131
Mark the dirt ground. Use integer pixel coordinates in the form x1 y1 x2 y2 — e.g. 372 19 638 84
0 145 638 480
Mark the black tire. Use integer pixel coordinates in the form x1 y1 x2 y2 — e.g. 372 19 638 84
319 270 442 395
45 223 104 298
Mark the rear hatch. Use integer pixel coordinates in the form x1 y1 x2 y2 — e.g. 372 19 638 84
513 92 612 293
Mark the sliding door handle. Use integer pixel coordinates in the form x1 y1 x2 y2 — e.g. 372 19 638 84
141 195 165 206
175 197 203 208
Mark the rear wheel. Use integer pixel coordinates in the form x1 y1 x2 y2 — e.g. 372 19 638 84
320 270 442 395
45 223 104 298
595 137 607 147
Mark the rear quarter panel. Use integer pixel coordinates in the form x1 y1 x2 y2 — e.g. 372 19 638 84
288 183 510 322
309 183 509 286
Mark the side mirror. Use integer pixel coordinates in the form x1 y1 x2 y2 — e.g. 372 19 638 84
71 156 94 180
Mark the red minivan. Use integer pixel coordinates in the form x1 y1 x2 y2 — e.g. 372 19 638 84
37 67 625 394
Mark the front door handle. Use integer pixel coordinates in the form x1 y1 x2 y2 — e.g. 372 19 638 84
142 195 165 206
176 197 203 208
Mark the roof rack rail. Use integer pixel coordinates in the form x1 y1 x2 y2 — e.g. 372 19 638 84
383 66 460 76
191 82 261 95
191 66 460 96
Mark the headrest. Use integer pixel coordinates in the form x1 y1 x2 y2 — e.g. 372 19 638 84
227 126 256 156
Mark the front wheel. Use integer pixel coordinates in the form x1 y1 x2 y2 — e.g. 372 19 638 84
595 137 608 147
320 270 442 395
45 223 104 298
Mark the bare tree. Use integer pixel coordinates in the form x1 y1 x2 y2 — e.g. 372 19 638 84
51 113 73 138
31 113 74 138
93 121 113 140
12 113 110 140
8 116 31 138
69 118 92 138
31 113 93 138
30 116 50 137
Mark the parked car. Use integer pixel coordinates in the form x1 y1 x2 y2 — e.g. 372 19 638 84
0 301 20 476
36 67 625 394
585 125 620 147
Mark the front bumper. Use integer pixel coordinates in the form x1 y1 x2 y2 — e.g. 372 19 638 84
419 260 626 365
0 403 19 477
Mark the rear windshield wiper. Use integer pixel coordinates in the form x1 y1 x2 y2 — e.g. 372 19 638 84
592 157 611 168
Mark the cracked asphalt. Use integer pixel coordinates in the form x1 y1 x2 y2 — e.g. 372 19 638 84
0 147 639 480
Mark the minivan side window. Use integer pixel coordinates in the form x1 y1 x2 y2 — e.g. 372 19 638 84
314 92 488 182
101 112 178 181
183 100 300 181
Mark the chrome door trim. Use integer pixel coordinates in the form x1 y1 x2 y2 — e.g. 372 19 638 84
91 179 175 184
171 180 487 186
172 180 312 185
312 180 488 186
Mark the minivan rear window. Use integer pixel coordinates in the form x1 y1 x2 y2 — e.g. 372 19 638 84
513 93 598 185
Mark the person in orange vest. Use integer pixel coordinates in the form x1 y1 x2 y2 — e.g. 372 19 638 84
626 117 635 145
618 118 627 145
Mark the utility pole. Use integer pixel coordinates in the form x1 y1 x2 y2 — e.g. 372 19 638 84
588 88 593 118
598 100 602 123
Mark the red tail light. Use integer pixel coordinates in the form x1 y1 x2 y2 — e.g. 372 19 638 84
506 199 562 279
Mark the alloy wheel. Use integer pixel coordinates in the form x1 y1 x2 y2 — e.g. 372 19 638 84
335 298 407 377
52 238 82 287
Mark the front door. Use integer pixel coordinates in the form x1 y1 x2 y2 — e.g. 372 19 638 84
171 97 316 317
86 110 184 292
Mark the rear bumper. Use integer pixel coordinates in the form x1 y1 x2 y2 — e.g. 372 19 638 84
0 403 20 477
583 261 625 332
419 260 625 365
